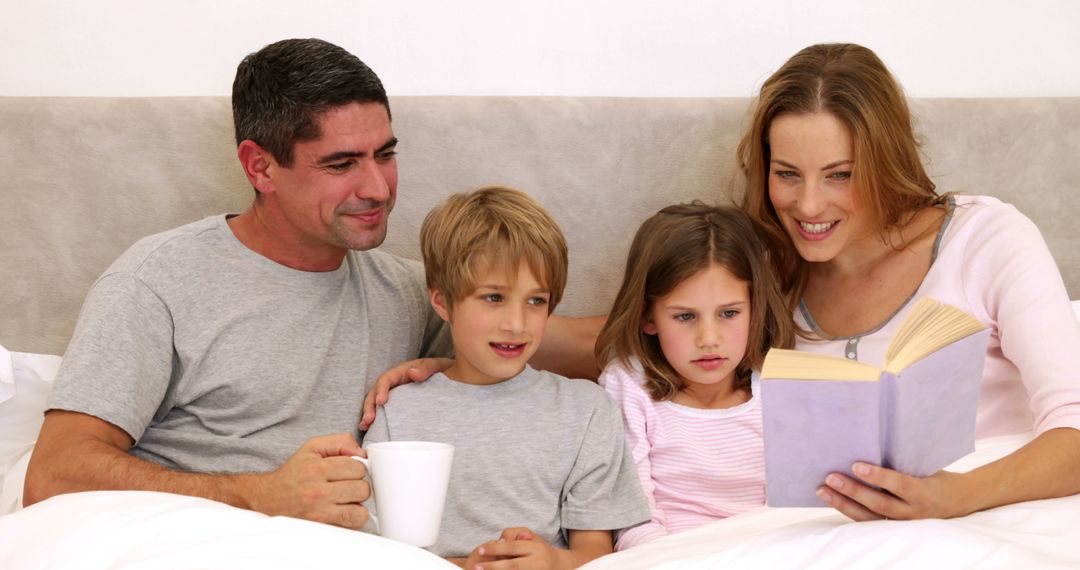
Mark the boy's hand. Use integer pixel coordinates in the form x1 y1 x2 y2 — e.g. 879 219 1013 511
457 528 535 568
359 357 453 430
456 548 498 569
498 527 536 541
464 528 567 570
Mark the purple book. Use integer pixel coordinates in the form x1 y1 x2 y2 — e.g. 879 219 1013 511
762 328 990 507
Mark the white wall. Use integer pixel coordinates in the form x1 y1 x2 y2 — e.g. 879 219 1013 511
2 0 1078 97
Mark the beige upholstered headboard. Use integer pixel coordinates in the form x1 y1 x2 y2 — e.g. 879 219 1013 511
2 96 1078 355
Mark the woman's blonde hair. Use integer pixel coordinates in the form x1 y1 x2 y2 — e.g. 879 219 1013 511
420 185 568 313
737 43 942 302
595 203 794 401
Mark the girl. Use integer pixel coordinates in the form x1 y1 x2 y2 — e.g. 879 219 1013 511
596 202 794 550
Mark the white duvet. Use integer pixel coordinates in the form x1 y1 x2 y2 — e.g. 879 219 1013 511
0 490 455 569
2 305 1079 569
1 433 1078 569
582 432 1080 569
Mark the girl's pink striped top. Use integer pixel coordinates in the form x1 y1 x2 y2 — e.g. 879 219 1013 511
599 359 766 550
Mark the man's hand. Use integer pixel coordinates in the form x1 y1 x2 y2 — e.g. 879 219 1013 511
360 357 453 430
815 462 966 521
245 433 371 529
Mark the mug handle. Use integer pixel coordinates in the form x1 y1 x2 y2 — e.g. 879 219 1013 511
350 455 380 534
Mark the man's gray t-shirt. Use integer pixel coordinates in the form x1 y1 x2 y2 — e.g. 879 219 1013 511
364 366 651 557
47 215 450 473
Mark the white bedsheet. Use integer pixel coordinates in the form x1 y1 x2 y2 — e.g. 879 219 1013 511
1 434 1077 568
0 345 58 515
582 432 1080 569
0 490 456 569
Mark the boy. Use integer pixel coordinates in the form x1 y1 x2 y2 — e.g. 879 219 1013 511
363 186 649 568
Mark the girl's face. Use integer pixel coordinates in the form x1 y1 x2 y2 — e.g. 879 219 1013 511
643 263 751 391
767 111 875 264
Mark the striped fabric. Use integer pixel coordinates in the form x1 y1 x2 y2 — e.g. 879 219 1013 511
600 359 766 550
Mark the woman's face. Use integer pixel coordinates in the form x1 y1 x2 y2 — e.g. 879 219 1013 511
767 111 874 264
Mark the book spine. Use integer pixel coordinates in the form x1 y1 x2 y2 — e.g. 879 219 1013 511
880 372 899 470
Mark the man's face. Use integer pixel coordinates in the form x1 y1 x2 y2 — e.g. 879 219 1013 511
265 101 398 256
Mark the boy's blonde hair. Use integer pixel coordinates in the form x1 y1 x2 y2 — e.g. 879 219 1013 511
420 186 568 312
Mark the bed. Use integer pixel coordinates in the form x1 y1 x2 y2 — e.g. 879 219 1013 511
4 308 1080 568
2 96 1079 567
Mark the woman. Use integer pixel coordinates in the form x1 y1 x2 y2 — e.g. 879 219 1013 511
739 43 1080 520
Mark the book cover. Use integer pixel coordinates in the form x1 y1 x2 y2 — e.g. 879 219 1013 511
761 302 990 508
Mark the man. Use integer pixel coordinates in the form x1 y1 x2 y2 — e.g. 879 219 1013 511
22 38 451 529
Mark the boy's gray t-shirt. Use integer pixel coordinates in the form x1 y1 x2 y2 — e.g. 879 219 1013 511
47 214 451 473
364 366 651 557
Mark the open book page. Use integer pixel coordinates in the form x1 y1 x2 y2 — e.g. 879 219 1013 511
761 297 988 382
760 350 881 381
884 298 987 373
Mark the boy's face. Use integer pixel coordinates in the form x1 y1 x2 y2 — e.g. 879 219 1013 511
431 260 551 385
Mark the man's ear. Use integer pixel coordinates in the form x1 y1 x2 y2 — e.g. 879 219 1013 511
237 140 275 194
429 288 452 323
642 318 658 335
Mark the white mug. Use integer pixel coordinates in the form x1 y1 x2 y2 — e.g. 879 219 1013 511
352 441 454 547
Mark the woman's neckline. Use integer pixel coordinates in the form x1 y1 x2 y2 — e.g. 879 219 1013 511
798 196 956 341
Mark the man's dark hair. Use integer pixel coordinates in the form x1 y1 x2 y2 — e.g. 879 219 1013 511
232 38 390 167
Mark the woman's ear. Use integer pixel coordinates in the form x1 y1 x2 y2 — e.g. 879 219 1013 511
429 288 452 323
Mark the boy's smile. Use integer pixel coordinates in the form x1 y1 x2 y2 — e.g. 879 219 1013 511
490 342 527 358
431 260 552 385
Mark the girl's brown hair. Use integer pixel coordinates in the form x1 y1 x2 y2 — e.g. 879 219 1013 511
595 203 794 401
737 43 942 303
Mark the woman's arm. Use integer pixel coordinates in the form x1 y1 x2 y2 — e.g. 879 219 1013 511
818 427 1080 520
531 314 607 380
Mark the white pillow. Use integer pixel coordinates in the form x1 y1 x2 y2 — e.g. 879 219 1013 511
0 345 61 515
